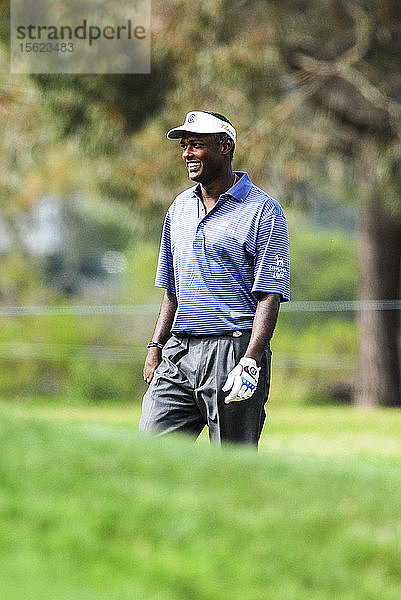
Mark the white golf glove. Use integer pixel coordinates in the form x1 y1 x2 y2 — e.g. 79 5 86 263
222 357 261 404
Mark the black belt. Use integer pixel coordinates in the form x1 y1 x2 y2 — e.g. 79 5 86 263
174 330 251 339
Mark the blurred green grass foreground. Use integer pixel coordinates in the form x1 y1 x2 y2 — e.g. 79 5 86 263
0 402 400 600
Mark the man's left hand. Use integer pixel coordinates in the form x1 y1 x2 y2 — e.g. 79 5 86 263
222 357 260 403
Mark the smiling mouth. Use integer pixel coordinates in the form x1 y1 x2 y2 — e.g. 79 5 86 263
186 161 201 173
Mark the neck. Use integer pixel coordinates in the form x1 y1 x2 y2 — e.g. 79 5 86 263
200 167 235 205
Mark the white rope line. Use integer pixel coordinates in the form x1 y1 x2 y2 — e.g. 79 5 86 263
0 342 356 369
273 352 355 369
0 304 161 316
0 342 136 362
0 299 399 316
280 300 401 312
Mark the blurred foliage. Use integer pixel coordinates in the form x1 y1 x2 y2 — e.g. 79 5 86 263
0 0 399 404
128 0 401 226
272 218 358 405
289 219 358 305
1 407 401 599
0 230 357 404
0 240 163 401
273 318 357 406
2 0 400 228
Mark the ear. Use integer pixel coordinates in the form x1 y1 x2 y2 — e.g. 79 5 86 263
220 138 233 156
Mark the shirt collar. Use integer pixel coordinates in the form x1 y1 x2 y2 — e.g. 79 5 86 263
192 172 253 203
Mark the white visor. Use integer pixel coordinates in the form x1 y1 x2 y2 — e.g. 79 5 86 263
167 111 236 143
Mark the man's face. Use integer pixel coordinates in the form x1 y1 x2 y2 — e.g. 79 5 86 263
180 134 225 184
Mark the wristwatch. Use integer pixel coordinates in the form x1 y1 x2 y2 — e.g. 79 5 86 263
147 341 164 350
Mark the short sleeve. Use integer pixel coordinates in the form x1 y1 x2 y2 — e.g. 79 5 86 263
252 205 290 301
155 211 176 295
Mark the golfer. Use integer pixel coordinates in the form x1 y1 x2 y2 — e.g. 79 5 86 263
139 111 290 446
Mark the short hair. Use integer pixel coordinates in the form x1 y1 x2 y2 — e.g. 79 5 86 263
205 111 235 161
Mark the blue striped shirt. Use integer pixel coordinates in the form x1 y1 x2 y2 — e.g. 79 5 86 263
155 172 290 335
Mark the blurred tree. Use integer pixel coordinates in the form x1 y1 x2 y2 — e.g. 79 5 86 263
276 0 401 406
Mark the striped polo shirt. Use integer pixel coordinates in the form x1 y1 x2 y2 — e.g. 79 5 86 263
155 172 290 335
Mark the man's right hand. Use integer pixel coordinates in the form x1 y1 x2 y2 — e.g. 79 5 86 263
143 347 162 385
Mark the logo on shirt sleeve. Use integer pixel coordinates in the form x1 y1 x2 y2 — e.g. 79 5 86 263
270 254 286 279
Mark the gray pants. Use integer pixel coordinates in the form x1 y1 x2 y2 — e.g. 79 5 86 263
139 331 271 446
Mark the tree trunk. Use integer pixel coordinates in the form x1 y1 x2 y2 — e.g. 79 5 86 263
354 199 401 407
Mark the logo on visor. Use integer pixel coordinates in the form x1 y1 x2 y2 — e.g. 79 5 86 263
188 113 195 123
